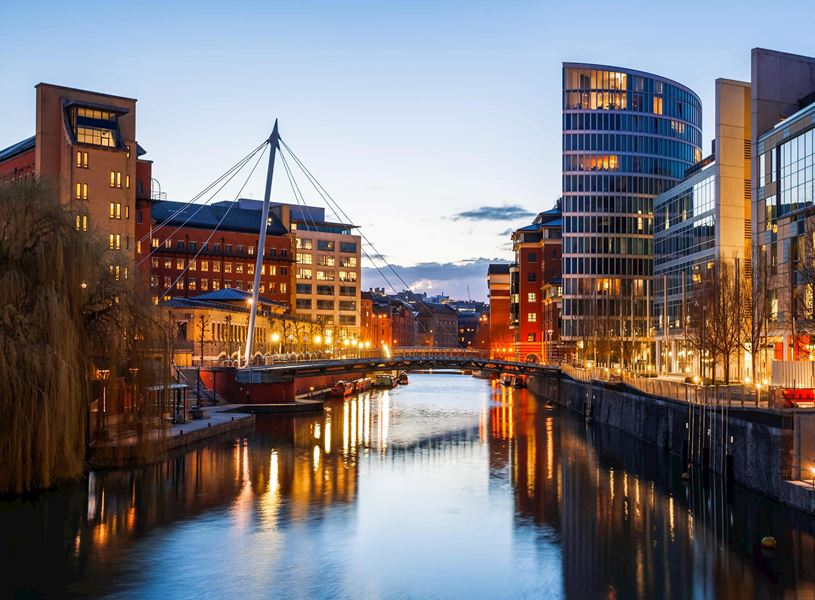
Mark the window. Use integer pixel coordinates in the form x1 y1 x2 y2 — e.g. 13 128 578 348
527 252 537 262
164 259 173 269
527 273 537 282
224 263 232 273
75 183 88 200
213 262 220 273
201 261 209 272
296 283 312 295
247 264 255 275
76 126 115 147
212 280 221 291
297 238 313 250
339 315 356 325
150 276 158 287
527 292 536 302
163 276 171 288
297 253 313 265
527 312 537 322
236 263 244 274
165 239 172 248
296 299 312 310
176 259 184 270
340 242 356 253
297 268 313 280
126 175 130 189
110 171 122 188
317 240 335 251
189 260 196 271
339 271 357 282
177 240 185 250
317 299 334 310
318 254 336 266
316 270 335 281
339 286 356 297
237 245 244 255
213 243 221 254
248 246 255 256
125 206 129 219
152 237 159 248
340 256 357 268
109 202 121 219
527 333 537 342
151 257 158 268
279 283 287 293
317 285 334 296
201 279 208 290
189 241 197 252
75 151 88 168
108 234 121 250
339 300 356 312
225 244 232 255
188 279 197 291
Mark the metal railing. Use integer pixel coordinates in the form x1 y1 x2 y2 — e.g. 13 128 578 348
561 363 768 408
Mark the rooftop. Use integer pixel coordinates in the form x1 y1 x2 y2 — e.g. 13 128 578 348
151 200 289 236
0 136 35 163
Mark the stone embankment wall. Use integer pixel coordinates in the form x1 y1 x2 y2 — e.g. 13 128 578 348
528 374 815 515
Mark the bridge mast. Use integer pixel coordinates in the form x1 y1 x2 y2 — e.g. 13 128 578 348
244 121 280 367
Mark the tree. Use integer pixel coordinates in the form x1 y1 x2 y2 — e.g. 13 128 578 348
745 247 770 383
0 181 171 493
196 313 211 365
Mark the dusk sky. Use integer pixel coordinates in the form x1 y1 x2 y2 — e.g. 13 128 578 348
2 0 814 299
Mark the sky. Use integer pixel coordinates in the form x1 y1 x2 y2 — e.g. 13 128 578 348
2 1 814 300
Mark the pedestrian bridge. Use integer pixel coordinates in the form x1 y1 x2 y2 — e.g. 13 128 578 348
235 353 559 384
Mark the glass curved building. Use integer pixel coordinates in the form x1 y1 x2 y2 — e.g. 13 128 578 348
561 63 703 367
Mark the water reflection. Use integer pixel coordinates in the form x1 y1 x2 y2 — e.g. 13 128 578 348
3 375 815 598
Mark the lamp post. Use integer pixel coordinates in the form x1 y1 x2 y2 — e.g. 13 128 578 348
98 369 111 438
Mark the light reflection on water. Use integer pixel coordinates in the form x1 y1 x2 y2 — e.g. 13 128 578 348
3 374 815 598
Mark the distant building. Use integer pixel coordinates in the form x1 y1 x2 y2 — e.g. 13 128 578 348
413 301 458 348
0 83 149 280
487 263 512 358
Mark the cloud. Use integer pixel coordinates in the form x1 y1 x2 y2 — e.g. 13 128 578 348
498 228 514 236
451 204 535 221
362 257 512 301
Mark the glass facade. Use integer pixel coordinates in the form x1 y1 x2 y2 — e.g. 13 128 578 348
561 63 703 346
652 164 716 336
756 103 815 332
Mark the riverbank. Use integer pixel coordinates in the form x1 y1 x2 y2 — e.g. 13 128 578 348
528 373 815 515
88 405 255 468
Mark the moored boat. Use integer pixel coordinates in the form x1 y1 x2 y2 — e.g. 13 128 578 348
329 380 355 398
353 378 372 393
397 371 409 385
373 374 398 388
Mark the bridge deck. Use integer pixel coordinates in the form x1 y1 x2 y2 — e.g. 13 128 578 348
235 356 559 383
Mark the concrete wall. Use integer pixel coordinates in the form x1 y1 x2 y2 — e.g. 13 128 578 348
528 373 815 515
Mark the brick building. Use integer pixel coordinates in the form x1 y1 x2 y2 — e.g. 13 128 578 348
138 200 296 308
509 204 562 362
0 83 148 281
487 263 512 359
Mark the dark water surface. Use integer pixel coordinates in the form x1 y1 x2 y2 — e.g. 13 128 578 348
4 374 815 599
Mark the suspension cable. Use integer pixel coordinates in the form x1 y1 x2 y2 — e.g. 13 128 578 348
137 141 266 246
137 142 267 267
157 145 269 300
279 139 412 292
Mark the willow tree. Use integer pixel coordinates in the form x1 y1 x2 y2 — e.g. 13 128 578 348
0 181 169 494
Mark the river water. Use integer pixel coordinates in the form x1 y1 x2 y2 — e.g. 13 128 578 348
3 374 815 599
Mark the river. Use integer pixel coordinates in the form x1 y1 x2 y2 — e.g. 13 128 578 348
3 373 815 598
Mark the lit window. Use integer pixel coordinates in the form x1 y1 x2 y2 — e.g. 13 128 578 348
527 313 537 322
225 263 232 273
176 259 184 270
527 292 536 302
125 175 130 189
152 238 159 248
201 261 209 272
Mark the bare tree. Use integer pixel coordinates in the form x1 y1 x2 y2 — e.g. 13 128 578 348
745 246 770 383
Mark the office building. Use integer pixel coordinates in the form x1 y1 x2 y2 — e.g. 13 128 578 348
561 63 703 369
